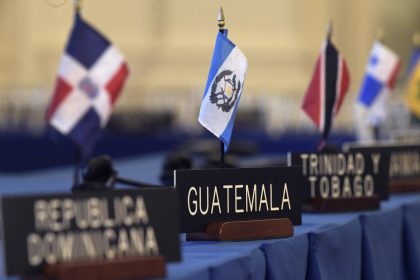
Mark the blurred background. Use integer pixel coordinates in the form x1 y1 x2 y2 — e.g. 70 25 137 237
0 0 420 172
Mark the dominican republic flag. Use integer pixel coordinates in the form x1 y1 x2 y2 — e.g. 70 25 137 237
198 30 248 152
357 41 400 125
405 47 420 117
46 13 129 157
302 39 350 142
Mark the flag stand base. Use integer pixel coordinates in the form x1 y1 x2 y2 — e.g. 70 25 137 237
390 178 420 193
41 256 165 280
303 195 380 212
186 218 293 241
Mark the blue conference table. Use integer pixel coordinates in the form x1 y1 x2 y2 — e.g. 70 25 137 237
0 153 419 280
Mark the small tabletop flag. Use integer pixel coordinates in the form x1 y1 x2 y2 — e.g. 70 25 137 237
46 13 129 158
406 46 420 78
199 30 248 152
302 39 350 144
357 41 400 126
405 47 420 117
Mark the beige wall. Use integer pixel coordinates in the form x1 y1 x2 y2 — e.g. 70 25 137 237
0 0 419 114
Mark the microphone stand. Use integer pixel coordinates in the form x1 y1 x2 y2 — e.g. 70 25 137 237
115 177 162 188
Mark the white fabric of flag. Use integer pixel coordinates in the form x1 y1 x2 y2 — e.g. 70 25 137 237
357 41 400 126
198 30 248 152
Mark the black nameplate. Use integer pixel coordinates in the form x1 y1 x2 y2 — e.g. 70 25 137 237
344 142 420 180
0 188 180 277
175 167 302 233
288 151 389 203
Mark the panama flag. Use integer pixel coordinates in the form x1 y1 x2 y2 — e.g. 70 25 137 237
198 30 248 152
46 13 129 157
302 39 350 142
357 41 400 125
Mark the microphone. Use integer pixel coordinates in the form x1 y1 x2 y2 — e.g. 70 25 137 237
72 155 161 192
160 152 193 186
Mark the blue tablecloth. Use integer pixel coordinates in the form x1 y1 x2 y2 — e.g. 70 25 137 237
166 195 420 280
0 154 419 280
361 207 404 280
307 220 362 280
261 233 308 280
403 202 420 280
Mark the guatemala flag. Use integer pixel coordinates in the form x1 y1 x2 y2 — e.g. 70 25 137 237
357 41 400 125
46 13 129 157
198 30 248 152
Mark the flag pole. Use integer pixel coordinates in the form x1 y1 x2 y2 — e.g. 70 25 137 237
318 20 333 151
72 0 82 187
377 29 385 44
413 32 420 47
73 145 81 186
218 7 225 32
218 7 226 168
326 20 333 40
73 0 82 13
372 29 385 141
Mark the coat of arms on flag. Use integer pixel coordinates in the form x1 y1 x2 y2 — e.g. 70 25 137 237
46 13 129 158
301 38 350 147
198 30 248 152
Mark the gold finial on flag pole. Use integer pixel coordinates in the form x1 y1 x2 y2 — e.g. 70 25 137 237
326 20 333 40
413 32 420 47
217 6 226 167
377 29 385 43
218 7 225 31
73 0 82 12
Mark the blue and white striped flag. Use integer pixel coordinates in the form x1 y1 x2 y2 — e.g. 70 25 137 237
198 30 248 152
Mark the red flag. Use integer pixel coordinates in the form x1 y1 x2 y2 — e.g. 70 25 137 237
302 39 350 142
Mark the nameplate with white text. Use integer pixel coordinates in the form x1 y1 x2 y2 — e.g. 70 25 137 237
175 167 302 233
0 189 180 277
344 142 420 180
288 151 389 203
